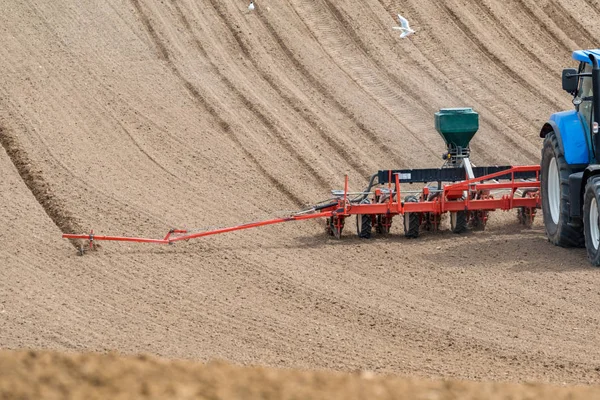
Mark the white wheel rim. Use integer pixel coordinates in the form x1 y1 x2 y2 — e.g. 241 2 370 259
590 197 599 250
450 212 456 228
548 157 560 225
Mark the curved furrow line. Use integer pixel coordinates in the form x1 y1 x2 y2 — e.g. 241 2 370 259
307 0 536 163
542 0 597 48
96 93 197 187
0 95 177 234
473 0 561 79
129 0 305 206
261 0 417 168
171 0 369 181
378 0 544 162
589 1 600 16
169 0 332 191
315 0 500 164
362 0 540 164
15 111 182 229
512 0 573 53
31 2 190 186
321 0 430 113
110 113 183 183
182 0 372 179
434 0 563 111
289 0 442 161
0 125 82 249
6 3 188 231
168 0 332 191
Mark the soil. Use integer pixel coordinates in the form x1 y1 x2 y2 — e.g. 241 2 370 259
3 350 600 400
1 0 600 396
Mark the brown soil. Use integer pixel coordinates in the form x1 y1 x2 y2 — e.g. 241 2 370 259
2 350 600 400
1 0 600 396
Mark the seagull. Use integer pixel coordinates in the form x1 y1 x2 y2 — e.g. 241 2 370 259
392 14 415 38
248 1 255 11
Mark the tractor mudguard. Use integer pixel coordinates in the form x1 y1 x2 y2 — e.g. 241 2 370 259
540 111 590 166
569 171 584 217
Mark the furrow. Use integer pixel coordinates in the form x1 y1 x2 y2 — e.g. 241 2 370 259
543 0 597 48
367 0 536 162
435 0 562 111
130 0 305 206
184 0 371 178
264 0 411 168
286 0 438 163
0 126 82 249
171 0 332 189
513 0 573 52
381 0 544 162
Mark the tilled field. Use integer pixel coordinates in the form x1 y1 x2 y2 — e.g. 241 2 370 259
1 0 600 395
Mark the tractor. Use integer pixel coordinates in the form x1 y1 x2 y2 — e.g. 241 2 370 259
541 49 600 265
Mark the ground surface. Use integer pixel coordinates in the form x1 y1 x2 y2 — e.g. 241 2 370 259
3 350 600 400
1 0 600 394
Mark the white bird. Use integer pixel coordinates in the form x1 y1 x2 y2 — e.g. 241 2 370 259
248 1 255 11
392 14 415 38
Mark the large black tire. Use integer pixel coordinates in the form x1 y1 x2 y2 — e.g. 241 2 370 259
356 214 372 238
541 132 584 247
583 176 600 266
450 210 468 234
403 195 420 238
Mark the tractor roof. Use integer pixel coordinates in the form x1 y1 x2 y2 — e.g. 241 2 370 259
573 49 600 64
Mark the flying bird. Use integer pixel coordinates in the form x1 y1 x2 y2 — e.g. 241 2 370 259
393 14 415 38
248 1 255 11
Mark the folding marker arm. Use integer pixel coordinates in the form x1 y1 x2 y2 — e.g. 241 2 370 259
62 211 335 246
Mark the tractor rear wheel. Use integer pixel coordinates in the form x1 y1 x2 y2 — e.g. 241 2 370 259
583 176 600 265
403 195 420 238
541 131 584 247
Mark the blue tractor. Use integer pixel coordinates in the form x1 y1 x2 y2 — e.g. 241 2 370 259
540 49 600 264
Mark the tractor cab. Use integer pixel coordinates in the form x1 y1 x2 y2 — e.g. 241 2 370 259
563 50 600 159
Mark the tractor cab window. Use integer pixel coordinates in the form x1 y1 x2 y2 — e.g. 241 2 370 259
576 63 594 132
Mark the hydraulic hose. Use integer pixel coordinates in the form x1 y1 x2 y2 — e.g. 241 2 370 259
301 173 380 213
351 173 379 203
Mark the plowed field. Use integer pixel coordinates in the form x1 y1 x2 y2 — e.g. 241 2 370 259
2 0 600 395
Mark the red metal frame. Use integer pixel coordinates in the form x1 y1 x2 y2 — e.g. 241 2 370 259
62 165 541 248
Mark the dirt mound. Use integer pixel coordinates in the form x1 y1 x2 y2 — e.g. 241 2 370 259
2 350 599 400
2 0 600 392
